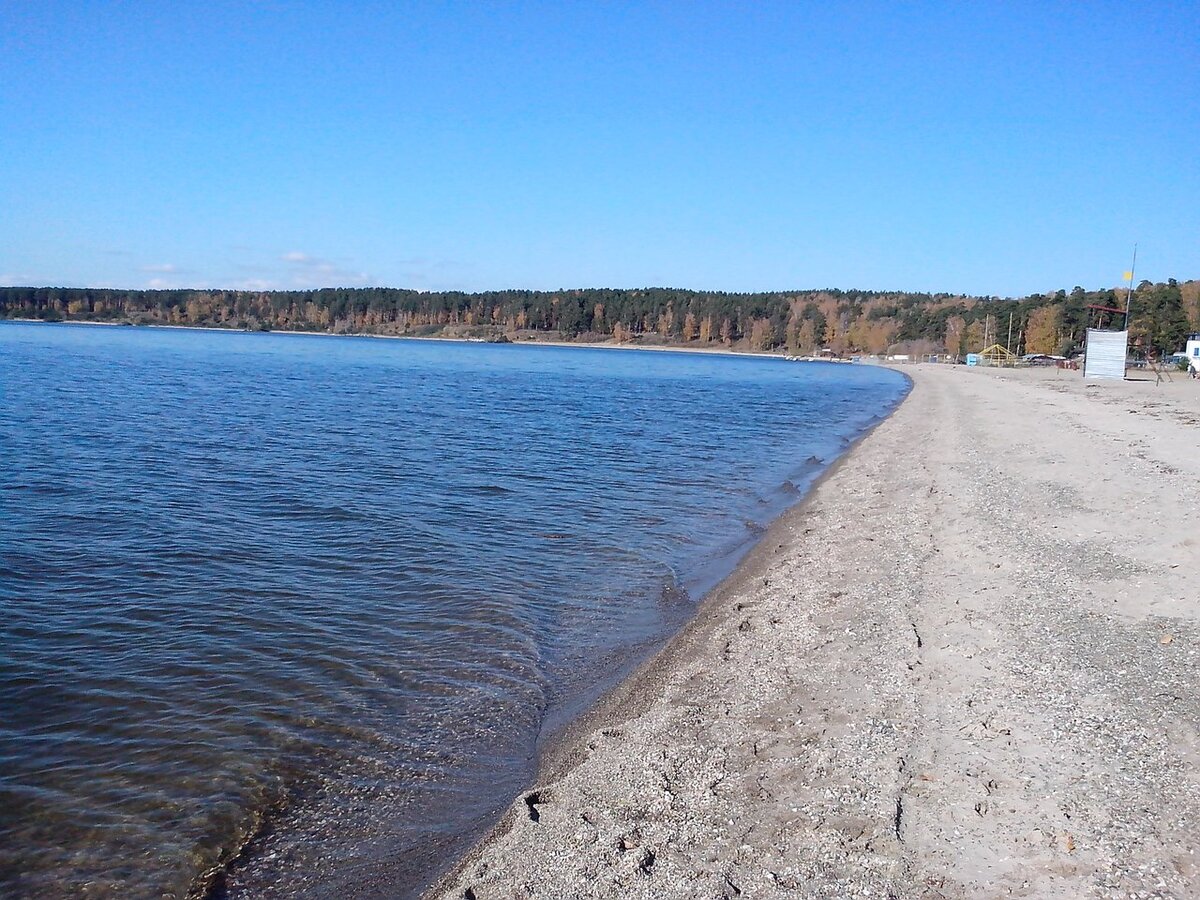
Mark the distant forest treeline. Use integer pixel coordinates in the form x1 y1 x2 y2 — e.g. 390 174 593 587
3 280 1197 357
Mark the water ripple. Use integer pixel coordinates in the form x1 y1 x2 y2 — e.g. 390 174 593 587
0 323 907 898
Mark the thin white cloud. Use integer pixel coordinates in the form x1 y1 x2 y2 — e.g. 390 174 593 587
146 277 178 289
289 270 372 289
393 257 475 292
232 278 278 291
280 250 372 288
140 263 178 274
210 251 375 291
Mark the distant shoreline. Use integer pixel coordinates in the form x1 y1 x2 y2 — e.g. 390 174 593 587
3 317 850 363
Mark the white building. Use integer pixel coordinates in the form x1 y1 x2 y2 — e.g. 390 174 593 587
1186 332 1200 374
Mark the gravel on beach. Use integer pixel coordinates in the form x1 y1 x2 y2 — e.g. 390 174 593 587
429 365 1200 900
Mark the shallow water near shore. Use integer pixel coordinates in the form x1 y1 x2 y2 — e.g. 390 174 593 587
0 321 907 898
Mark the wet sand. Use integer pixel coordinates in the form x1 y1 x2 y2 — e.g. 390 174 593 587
429 364 1200 899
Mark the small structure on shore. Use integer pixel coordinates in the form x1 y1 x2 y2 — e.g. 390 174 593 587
1083 328 1128 380
1185 333 1200 375
976 344 1017 367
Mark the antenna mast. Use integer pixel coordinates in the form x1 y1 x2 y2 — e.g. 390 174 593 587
1122 244 1137 330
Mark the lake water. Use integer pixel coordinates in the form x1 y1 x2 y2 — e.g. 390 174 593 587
0 322 908 898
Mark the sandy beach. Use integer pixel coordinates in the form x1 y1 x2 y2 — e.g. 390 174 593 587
430 364 1200 899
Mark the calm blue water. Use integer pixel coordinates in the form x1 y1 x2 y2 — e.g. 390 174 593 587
0 322 908 898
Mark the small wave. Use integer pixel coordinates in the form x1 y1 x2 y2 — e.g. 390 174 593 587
12 481 76 497
649 562 691 609
259 501 362 521
463 484 516 496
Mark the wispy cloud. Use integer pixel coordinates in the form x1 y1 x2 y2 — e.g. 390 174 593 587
2 252 467 292
231 278 277 291
280 250 371 289
209 250 373 291
392 257 475 292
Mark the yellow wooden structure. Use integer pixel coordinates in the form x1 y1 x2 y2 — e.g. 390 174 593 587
977 343 1017 367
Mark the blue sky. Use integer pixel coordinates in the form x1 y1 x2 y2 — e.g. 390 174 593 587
1 2 1196 296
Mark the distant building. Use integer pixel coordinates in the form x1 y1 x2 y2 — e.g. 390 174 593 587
1186 333 1200 374
1022 353 1060 367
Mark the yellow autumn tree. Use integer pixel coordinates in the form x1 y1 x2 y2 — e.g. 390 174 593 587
657 305 674 338
1180 280 1200 329
749 318 774 351
847 315 874 352
824 315 848 355
1025 306 1062 355
796 319 816 355
944 316 966 356
864 320 896 355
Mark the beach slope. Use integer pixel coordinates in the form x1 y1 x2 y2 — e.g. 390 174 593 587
430 365 1200 899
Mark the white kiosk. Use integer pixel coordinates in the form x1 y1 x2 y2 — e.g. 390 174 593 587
1083 329 1128 380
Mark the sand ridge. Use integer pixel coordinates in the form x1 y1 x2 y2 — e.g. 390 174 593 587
429 365 1200 899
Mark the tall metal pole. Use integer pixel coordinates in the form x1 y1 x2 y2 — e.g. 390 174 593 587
1123 244 1137 330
